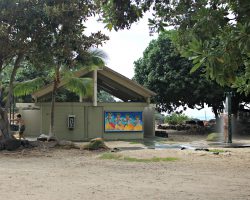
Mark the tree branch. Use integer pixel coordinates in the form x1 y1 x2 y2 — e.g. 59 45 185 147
5 53 24 109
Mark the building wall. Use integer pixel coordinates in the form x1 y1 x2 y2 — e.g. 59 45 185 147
143 106 155 138
16 103 41 137
16 102 155 141
40 103 86 141
101 102 148 140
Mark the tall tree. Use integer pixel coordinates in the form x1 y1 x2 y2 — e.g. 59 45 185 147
99 1 250 94
134 32 245 117
147 0 250 94
0 0 108 140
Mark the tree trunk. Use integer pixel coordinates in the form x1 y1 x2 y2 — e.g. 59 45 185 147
0 58 4 107
0 54 23 141
0 107 10 140
49 65 60 138
48 86 56 137
212 107 219 119
5 54 23 108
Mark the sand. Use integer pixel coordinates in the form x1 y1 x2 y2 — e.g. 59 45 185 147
0 133 250 200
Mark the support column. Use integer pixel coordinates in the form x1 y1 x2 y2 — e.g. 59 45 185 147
79 93 82 102
146 97 151 105
93 70 97 106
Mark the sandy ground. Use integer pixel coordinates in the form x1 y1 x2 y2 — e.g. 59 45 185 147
1 132 250 200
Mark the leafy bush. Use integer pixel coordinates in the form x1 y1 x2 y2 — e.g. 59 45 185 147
83 138 109 150
164 113 189 125
207 133 220 141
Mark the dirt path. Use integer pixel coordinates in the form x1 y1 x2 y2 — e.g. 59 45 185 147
1 138 250 200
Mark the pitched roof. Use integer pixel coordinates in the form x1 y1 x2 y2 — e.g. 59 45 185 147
32 66 156 102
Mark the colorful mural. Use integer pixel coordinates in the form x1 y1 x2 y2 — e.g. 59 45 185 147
104 111 143 132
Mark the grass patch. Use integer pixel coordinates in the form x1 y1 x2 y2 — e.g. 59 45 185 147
100 153 123 160
129 141 141 144
100 153 179 162
209 149 225 153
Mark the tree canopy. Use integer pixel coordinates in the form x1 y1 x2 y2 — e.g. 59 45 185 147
134 32 247 116
99 0 250 94
0 0 109 139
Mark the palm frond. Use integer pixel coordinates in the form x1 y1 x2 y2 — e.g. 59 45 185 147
88 48 108 61
13 77 45 97
85 48 108 67
65 77 93 97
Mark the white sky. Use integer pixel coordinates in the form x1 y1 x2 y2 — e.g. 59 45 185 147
85 12 158 79
85 14 215 120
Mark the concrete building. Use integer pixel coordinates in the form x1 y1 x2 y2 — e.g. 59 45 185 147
16 67 156 141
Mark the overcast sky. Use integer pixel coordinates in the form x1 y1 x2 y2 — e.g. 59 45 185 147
85 12 158 79
85 14 215 120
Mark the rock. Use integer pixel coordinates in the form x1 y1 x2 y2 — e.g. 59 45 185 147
155 130 168 138
44 141 58 148
58 140 74 146
110 147 120 152
47 136 57 142
37 134 57 142
4 139 21 151
20 140 32 148
37 134 48 141
58 140 76 149
83 138 109 150
195 148 209 152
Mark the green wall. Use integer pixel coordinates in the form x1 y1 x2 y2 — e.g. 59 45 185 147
17 102 154 141
100 102 147 140
40 103 86 141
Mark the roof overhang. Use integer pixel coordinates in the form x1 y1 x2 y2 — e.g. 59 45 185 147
32 66 156 102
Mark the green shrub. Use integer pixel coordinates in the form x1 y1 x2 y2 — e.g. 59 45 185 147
164 113 189 125
209 149 225 153
83 138 109 150
207 133 220 141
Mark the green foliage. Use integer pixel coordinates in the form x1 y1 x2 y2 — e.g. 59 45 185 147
97 90 116 102
65 77 93 97
0 0 110 112
13 78 45 97
99 1 250 95
100 153 179 162
97 0 150 31
83 138 109 150
134 32 226 115
207 133 220 142
209 149 225 153
164 113 189 125
129 141 141 144
149 0 250 95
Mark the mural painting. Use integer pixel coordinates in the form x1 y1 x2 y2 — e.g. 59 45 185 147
104 111 143 132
